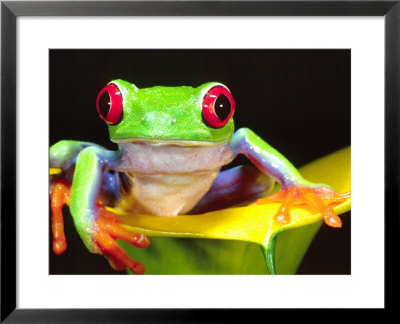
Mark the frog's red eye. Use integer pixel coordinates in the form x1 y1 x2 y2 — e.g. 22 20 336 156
96 84 123 125
202 86 235 128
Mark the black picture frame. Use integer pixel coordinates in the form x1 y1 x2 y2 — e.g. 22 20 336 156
1 0 397 321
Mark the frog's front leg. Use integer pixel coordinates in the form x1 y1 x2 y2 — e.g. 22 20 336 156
69 146 150 274
230 128 350 227
50 141 122 254
50 140 103 254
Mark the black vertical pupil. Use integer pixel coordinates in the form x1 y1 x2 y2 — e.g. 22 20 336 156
98 91 111 117
214 94 231 121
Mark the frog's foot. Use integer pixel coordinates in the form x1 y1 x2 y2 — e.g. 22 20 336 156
92 205 150 274
252 186 351 227
50 178 71 255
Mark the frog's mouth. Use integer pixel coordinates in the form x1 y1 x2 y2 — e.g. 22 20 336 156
111 137 230 147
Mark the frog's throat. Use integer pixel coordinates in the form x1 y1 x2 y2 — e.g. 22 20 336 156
110 137 230 147
115 141 235 174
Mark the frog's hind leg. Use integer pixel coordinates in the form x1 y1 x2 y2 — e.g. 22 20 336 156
50 177 71 254
190 165 275 214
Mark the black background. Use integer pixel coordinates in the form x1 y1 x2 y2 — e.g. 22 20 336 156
50 49 350 274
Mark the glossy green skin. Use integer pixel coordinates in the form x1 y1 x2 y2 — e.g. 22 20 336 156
108 79 234 143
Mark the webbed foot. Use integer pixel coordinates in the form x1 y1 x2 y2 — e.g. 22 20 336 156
50 177 150 274
252 186 351 227
92 204 150 274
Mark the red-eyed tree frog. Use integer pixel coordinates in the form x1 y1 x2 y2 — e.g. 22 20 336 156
50 80 350 274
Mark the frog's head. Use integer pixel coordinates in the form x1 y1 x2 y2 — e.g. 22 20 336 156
96 79 235 145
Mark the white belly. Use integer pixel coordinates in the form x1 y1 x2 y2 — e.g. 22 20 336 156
114 141 234 216
117 170 219 216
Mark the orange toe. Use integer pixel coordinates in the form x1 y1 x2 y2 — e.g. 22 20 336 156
252 185 349 228
92 207 150 274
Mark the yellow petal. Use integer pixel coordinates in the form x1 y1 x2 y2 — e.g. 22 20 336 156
104 147 351 274
115 147 351 251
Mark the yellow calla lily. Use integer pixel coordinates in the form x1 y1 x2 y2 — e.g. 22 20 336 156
106 147 351 274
